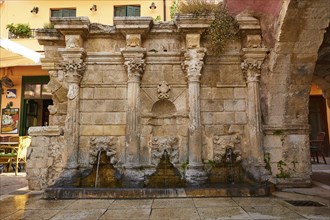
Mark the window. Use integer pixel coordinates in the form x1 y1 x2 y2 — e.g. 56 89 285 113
114 5 140 17
51 9 76 18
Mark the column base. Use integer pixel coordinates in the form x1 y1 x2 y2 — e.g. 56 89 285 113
185 165 207 186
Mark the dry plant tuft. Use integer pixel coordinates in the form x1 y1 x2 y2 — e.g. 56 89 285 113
179 0 239 55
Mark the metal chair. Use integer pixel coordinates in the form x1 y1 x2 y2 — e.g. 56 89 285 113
310 132 327 164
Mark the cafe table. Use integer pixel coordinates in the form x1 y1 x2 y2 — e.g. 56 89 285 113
0 141 20 175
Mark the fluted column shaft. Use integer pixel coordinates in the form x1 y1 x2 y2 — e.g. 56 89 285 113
124 58 145 167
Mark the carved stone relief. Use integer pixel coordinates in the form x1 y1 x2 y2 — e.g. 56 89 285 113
151 136 179 166
126 34 141 47
246 35 262 48
65 35 82 48
213 135 242 163
186 34 200 48
89 136 117 165
157 81 171 99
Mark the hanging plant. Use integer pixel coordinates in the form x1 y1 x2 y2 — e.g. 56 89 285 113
178 0 239 55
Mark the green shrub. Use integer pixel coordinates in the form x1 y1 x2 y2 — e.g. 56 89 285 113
6 23 32 38
178 0 239 55
43 23 55 29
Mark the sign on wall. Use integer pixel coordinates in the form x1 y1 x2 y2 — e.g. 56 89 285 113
1 108 19 134
6 89 17 99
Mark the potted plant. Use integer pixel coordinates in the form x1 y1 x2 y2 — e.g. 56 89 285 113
6 23 32 38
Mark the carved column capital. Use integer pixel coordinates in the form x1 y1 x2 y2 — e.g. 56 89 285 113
241 58 262 82
58 60 86 100
124 59 146 82
182 48 206 82
58 60 86 83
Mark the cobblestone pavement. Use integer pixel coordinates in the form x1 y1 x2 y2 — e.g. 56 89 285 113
0 160 329 220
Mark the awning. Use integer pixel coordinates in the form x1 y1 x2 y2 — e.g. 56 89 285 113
0 38 41 68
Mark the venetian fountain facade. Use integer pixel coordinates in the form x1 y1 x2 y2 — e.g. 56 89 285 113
26 14 312 196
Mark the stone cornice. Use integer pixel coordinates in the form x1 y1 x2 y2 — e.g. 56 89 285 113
51 16 90 37
175 14 213 33
114 17 153 36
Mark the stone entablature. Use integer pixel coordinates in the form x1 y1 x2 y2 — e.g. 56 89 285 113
28 13 313 190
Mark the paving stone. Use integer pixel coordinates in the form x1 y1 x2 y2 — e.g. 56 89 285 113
243 206 307 219
288 207 330 220
51 209 106 220
150 207 200 220
100 208 151 220
152 198 195 208
3 209 60 220
193 198 238 207
25 199 74 210
232 197 284 207
65 199 114 210
108 199 153 209
197 206 251 219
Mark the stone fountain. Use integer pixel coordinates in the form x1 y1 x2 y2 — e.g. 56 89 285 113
26 14 275 198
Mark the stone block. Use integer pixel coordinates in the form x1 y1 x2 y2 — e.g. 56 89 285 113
103 68 127 84
235 112 247 124
212 88 234 99
204 125 226 136
224 100 246 112
81 88 94 99
234 88 246 99
201 100 224 112
80 125 104 136
215 112 236 124
54 86 68 103
82 70 103 84
31 136 50 147
80 100 106 112
114 112 126 124
201 112 214 124
115 87 127 100
228 125 244 134
103 125 126 136
94 88 116 99
105 100 127 112
57 102 67 114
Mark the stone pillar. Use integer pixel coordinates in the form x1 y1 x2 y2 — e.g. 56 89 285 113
58 35 86 185
182 43 207 185
121 47 146 186
60 60 86 169
241 50 269 182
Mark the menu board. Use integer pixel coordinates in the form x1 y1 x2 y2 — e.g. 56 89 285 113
1 108 19 134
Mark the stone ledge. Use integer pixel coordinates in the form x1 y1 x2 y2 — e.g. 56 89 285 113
28 126 63 136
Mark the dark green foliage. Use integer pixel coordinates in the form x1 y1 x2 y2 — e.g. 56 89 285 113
6 23 32 38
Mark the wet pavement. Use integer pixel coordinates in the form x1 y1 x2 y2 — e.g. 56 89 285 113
0 160 329 220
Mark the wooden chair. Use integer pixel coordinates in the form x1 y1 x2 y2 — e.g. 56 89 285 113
310 132 327 164
0 136 31 175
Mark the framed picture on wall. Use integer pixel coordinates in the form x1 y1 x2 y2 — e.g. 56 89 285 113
1 108 19 134
6 89 16 99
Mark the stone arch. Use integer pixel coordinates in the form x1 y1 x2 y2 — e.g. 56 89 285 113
261 0 329 186
151 99 177 116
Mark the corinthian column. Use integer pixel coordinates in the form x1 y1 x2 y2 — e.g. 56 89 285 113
124 58 146 166
60 60 86 170
182 48 207 185
241 54 269 182
241 58 263 161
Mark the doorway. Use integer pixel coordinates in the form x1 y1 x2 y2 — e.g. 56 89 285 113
309 95 329 156
20 76 53 136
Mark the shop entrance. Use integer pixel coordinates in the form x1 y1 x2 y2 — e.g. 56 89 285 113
20 76 53 136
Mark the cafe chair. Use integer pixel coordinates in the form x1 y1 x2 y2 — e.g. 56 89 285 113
310 132 327 164
14 136 32 174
